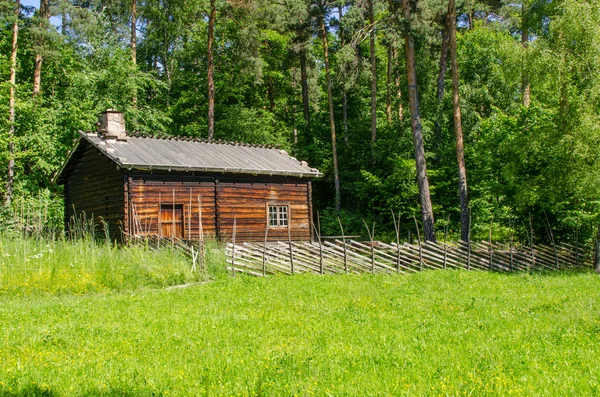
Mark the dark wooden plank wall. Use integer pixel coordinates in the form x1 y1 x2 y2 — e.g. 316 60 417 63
128 172 217 239
217 181 311 242
64 144 124 240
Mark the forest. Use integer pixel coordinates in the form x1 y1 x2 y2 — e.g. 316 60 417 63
1 0 599 243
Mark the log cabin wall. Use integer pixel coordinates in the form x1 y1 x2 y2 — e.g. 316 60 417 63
127 171 217 239
216 176 311 242
63 143 125 240
126 173 311 242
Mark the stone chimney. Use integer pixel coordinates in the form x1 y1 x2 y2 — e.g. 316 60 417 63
98 109 128 141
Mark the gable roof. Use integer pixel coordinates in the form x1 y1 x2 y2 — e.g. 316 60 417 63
55 131 321 183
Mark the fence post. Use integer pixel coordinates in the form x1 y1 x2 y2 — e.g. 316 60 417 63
231 216 237 276
575 227 580 268
594 225 600 273
488 216 494 270
392 210 401 273
338 217 348 273
544 211 559 270
467 207 471 271
317 212 323 274
413 216 423 272
509 218 514 272
529 213 535 271
288 221 294 275
263 222 269 276
363 220 375 273
443 214 449 270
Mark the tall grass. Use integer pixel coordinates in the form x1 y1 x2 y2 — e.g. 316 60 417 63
0 234 227 296
0 193 228 296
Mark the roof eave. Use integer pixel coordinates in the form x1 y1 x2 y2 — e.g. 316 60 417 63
121 163 322 178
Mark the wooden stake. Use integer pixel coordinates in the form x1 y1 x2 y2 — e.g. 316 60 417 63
575 227 580 267
198 195 205 270
529 213 535 271
543 210 559 270
172 189 176 240
467 207 471 270
338 217 348 273
488 215 494 270
317 212 323 274
509 217 514 271
595 224 600 273
232 216 237 276
413 215 423 272
158 192 162 237
288 219 294 274
391 210 401 273
443 214 449 270
363 220 375 273
188 188 192 240
263 222 269 276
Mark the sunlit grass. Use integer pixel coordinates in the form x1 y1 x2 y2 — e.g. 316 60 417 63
1 270 600 395
0 234 223 295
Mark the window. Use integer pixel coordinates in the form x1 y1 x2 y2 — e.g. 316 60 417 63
268 205 288 227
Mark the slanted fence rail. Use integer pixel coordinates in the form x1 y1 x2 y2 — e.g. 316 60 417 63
226 239 591 276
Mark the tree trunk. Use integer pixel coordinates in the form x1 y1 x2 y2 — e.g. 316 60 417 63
300 50 310 141
292 67 298 145
522 0 530 107
131 0 137 65
319 11 341 213
369 0 377 145
5 0 19 207
394 46 403 122
402 0 436 242
386 42 393 125
434 12 450 159
207 0 216 140
339 5 348 145
448 0 469 242
33 0 49 96
131 0 137 108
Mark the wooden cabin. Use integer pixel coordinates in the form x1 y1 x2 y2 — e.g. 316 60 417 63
54 110 321 242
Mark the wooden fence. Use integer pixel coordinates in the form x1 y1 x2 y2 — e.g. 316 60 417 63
225 239 591 276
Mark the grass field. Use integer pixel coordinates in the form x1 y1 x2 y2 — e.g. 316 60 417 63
2 268 600 396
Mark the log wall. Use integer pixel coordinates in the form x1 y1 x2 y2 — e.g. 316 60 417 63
217 178 311 242
63 143 124 240
128 172 217 239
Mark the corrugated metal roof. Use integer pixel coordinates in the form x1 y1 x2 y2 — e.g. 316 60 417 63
72 131 321 178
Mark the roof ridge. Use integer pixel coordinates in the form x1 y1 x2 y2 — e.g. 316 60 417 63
128 132 277 149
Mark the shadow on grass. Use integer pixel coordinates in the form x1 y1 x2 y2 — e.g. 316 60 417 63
0 385 163 397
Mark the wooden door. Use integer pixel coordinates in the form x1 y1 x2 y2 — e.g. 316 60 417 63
160 204 184 238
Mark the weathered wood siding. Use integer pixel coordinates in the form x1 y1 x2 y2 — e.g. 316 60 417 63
64 143 124 240
216 178 311 242
127 172 217 239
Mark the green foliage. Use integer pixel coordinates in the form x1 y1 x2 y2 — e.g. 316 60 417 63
2 0 600 243
1 271 600 394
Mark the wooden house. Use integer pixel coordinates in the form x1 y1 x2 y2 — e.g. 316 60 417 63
54 110 321 242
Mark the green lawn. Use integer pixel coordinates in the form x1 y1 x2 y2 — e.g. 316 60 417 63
1 270 600 396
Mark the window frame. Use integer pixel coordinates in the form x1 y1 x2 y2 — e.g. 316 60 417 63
267 204 290 228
